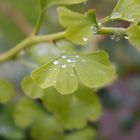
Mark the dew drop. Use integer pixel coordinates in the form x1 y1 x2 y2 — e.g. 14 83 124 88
124 36 129 40
67 59 72 63
110 34 121 42
82 36 88 42
91 26 98 34
61 64 66 68
53 60 59 65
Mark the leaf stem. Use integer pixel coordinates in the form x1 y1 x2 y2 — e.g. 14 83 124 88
98 27 127 36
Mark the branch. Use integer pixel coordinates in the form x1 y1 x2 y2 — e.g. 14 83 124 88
0 27 127 63
0 31 65 62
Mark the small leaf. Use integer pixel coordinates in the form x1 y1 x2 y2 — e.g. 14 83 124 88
127 25 140 52
13 97 43 128
22 76 45 99
58 7 98 45
43 86 102 129
31 115 63 140
0 80 16 103
111 0 140 23
32 51 116 95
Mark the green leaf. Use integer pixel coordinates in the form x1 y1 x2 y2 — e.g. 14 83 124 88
21 76 45 99
13 97 43 128
46 0 87 8
75 51 116 88
31 115 63 140
58 7 98 45
64 127 95 140
127 25 140 52
0 80 16 103
32 51 115 95
111 0 140 23
43 86 102 129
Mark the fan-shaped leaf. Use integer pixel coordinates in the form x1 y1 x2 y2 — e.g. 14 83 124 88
58 7 98 45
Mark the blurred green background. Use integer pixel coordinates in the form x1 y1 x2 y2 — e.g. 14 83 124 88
0 0 140 140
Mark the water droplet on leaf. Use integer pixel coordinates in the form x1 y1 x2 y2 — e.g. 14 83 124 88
110 34 121 42
82 36 88 42
53 60 59 65
124 36 129 40
91 26 98 34
61 64 66 68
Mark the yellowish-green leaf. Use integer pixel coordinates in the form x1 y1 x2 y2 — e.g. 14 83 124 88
127 25 140 52
13 97 43 128
111 0 140 23
22 76 45 99
0 80 16 103
32 51 116 95
43 86 102 129
58 7 98 45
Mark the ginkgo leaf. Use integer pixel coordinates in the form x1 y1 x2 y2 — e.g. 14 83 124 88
111 0 140 23
0 80 16 103
22 76 45 99
13 97 43 128
43 86 102 129
58 7 98 45
40 0 87 9
127 25 140 52
32 51 116 95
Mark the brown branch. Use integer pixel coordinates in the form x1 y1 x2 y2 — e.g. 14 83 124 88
0 0 33 36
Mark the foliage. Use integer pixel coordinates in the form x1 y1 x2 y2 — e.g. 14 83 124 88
0 0 140 139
